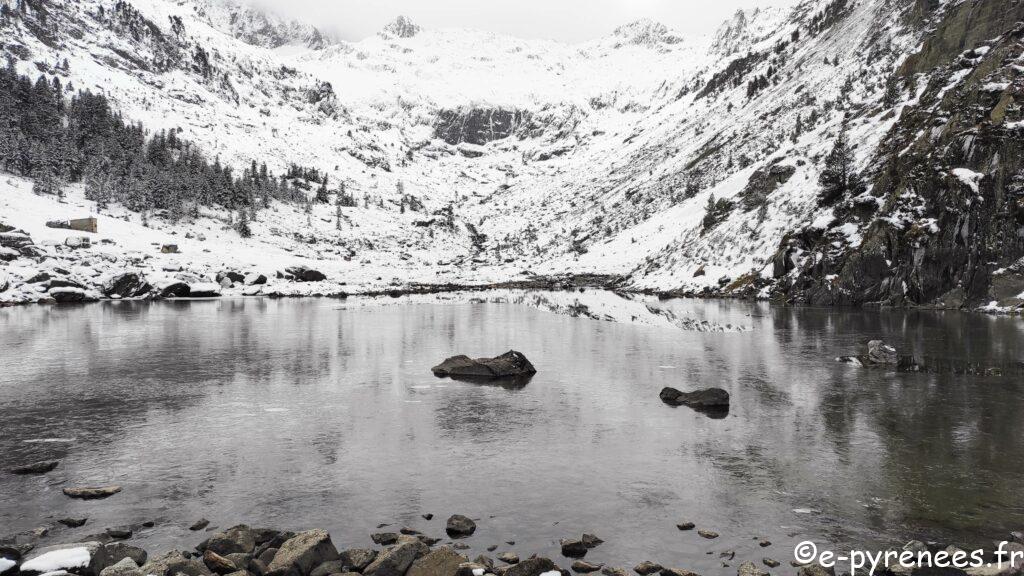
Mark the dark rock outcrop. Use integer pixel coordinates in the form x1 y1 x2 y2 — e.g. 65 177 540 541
63 486 122 500
435 108 530 146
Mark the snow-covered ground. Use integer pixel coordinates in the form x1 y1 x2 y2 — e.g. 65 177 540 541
0 0 936 305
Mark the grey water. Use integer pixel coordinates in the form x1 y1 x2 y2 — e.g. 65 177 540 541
1 292 1023 573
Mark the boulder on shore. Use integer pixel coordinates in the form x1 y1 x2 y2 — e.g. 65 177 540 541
266 529 339 576
103 273 152 299
432 351 536 380
285 266 327 282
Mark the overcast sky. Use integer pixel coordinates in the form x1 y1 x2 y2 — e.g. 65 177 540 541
249 0 800 43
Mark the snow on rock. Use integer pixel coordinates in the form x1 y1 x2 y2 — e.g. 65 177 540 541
20 547 92 574
0 559 16 574
952 168 984 193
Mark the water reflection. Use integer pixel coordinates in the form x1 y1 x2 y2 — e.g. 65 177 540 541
0 294 1022 572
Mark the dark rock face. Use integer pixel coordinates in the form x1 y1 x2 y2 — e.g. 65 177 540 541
104 273 152 298
435 108 530 146
739 163 796 210
660 387 730 408
381 16 420 38
285 266 327 282
216 271 246 285
432 351 536 381
445 515 476 538
772 10 1024 309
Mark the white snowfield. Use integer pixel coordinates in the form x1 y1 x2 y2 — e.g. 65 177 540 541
0 0 937 303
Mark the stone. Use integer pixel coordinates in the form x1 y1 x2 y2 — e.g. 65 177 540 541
363 540 427 576
497 553 519 565
160 283 191 298
659 570 699 576
141 550 214 576
20 542 102 576
100 558 143 576
406 547 468 576
445 515 477 538
216 272 246 285
103 273 152 298
762 559 780 569
602 568 630 576
433 351 536 380
285 267 326 282
581 534 603 549
737 562 767 576
370 534 398 546
105 527 133 540
560 539 588 558
310 560 348 576
660 388 730 409
267 530 339 576
573 561 603 573
50 288 92 303
93 543 148 571
867 340 898 365
504 557 558 576
676 522 696 531
190 520 210 532
696 530 719 539
203 527 256 557
63 486 122 500
337 549 377 573
9 460 59 475
203 551 238 575
634 563 662 576
421 514 433 521
59 518 88 528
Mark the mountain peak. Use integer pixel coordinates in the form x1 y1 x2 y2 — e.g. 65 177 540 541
381 15 421 39
612 19 684 46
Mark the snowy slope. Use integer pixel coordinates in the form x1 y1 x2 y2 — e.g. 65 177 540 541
4 0 1013 308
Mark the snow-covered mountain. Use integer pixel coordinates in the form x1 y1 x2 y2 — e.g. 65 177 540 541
1 0 1022 310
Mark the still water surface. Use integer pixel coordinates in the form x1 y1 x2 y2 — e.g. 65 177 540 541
1 292 1023 571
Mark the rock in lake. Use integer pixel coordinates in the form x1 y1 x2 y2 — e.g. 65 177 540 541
9 460 59 475
634 562 663 575
445 515 477 538
696 530 719 539
190 519 210 532
573 561 603 573
560 539 588 558
432 351 536 380
505 557 558 576
63 486 122 500
60 517 88 528
738 562 767 576
867 340 899 365
660 387 730 410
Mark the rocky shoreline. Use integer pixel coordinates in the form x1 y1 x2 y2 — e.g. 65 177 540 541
4 517 1024 576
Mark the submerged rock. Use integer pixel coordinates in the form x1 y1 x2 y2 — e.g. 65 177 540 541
63 486 122 500
9 460 59 475
867 340 898 365
432 351 537 380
